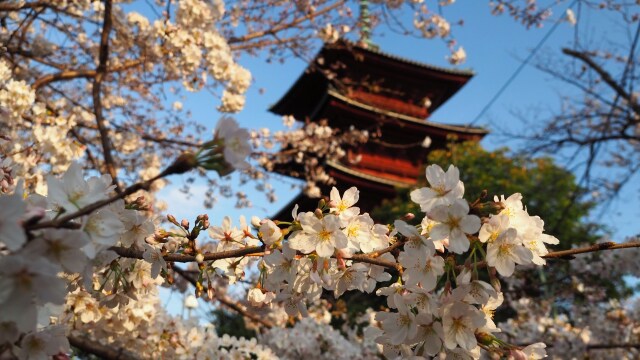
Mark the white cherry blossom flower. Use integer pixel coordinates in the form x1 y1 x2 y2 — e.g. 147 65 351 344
404 286 438 314
398 249 445 290
341 214 374 254
442 301 486 350
25 229 90 273
184 294 199 309
47 162 113 213
119 209 155 247
82 207 125 257
376 283 407 309
519 215 559 265
18 326 70 360
142 244 167 279
288 212 347 257
0 256 65 331
259 219 281 246
215 117 251 170
394 220 435 254
486 228 533 276
408 313 443 356
521 342 547 359
480 292 504 333
361 252 393 293
329 186 360 222
333 263 368 296
454 269 498 305
276 290 308 317
375 300 418 345
479 213 510 243
214 117 251 168
494 193 527 228
264 244 297 286
410 164 464 212
0 190 27 251
361 223 390 253
209 216 244 251
247 288 275 307
430 199 481 254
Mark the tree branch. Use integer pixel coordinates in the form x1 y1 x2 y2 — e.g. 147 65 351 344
33 59 144 89
172 267 274 329
562 48 640 115
26 155 189 230
227 1 345 45
0 1 48 12
93 0 120 192
543 241 640 259
68 335 139 360
111 245 265 263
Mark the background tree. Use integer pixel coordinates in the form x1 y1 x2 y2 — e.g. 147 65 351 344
510 3 640 203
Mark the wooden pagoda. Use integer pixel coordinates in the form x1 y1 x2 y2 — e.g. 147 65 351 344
270 40 488 219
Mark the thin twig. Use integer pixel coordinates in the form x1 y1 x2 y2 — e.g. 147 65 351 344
172 267 274 328
93 0 121 192
111 245 265 263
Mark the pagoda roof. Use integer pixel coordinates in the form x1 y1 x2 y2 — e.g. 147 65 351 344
270 40 475 120
327 89 488 136
350 40 475 77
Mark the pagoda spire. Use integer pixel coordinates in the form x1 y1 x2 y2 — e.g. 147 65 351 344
358 0 377 49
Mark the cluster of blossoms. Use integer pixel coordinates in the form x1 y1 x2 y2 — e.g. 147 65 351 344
496 296 640 358
206 163 557 359
259 317 377 359
0 117 255 358
0 0 254 200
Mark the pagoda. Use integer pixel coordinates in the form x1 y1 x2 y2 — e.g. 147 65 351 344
270 40 487 219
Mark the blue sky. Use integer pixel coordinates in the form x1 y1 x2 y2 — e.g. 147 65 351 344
155 0 639 319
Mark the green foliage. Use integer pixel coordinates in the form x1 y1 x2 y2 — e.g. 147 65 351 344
209 308 256 339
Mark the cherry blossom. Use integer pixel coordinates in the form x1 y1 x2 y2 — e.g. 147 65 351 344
398 248 445 290
487 228 534 276
410 164 465 212
429 199 481 254
441 301 486 350
329 186 360 222
0 190 27 251
289 212 348 257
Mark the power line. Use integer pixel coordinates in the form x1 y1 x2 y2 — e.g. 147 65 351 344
468 0 579 127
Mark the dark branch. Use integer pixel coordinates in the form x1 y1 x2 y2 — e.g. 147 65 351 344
68 335 139 360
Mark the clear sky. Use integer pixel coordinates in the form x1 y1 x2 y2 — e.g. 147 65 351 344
155 0 639 320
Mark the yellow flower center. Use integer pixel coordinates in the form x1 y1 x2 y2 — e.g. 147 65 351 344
319 230 332 242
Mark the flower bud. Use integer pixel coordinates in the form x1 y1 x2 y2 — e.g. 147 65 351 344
184 294 199 309
402 213 415 221
181 219 189 229
195 253 205 264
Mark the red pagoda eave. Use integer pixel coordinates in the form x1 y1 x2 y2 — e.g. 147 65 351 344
326 90 488 140
327 161 413 192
